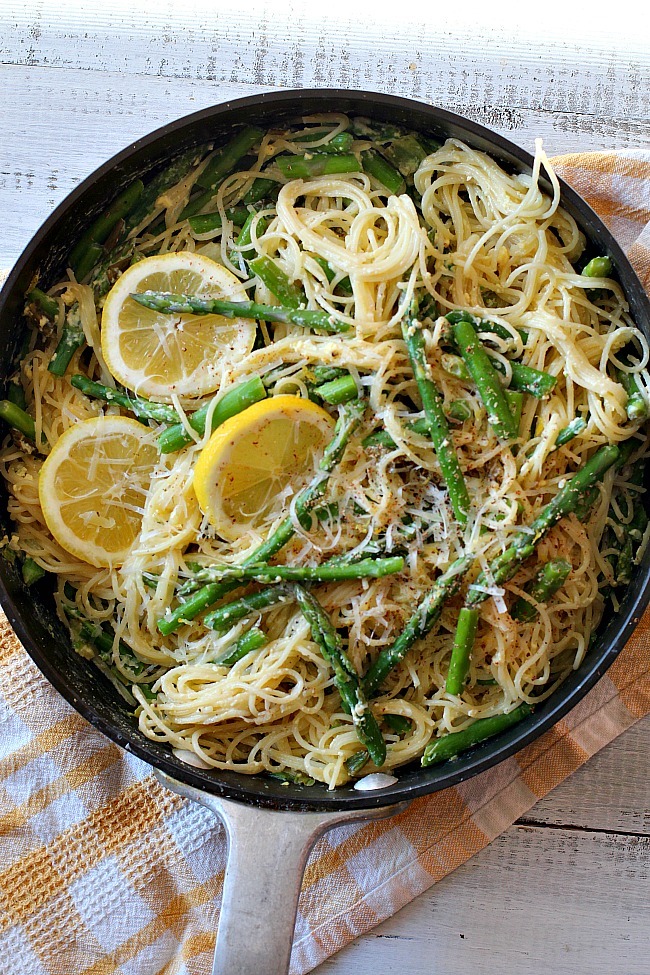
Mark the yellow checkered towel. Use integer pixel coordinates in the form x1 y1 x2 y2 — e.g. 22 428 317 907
1 150 650 975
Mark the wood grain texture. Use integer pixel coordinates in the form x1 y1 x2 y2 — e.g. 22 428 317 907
0 6 649 974
316 819 650 975
2 2 650 267
316 715 649 974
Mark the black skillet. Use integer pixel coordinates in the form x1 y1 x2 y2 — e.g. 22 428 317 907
1 90 649 975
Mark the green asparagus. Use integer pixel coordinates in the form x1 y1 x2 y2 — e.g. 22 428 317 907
452 318 519 441
204 584 294 631
616 367 650 422
582 256 613 278
27 288 59 320
312 374 359 404
69 180 145 279
22 557 46 586
294 584 386 767
361 149 405 194
179 556 404 591
48 304 85 376
188 205 252 235
362 555 475 697
445 607 479 695
511 559 572 622
195 127 263 190
71 375 179 424
157 401 364 634
275 154 361 179
466 445 620 611
248 255 304 307
0 400 37 442
126 149 201 231
555 416 587 448
422 703 532 766
213 627 268 666
403 305 471 524
158 376 267 453
131 292 350 334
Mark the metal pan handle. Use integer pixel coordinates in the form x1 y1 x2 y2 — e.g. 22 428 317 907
157 772 408 975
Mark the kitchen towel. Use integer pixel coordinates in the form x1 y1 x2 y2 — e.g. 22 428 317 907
0 150 649 975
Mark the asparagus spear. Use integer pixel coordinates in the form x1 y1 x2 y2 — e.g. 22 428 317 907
361 149 405 194
7 383 26 410
448 399 473 423
362 417 433 450
195 126 263 190
275 154 361 179
248 255 304 307
27 288 59 320
158 376 267 454
266 769 316 786
504 389 524 433
445 309 515 344
204 584 294 630
69 180 145 279
70 375 179 424
179 135 263 221
213 626 267 666
233 211 272 250
312 365 349 384
582 256 613 278
441 350 556 398
157 401 364 634
452 318 519 441
421 703 532 766
508 362 557 398
510 559 572 622
466 445 619 610
403 309 470 523
381 135 429 177
131 292 350 334
178 556 404 590
616 367 650 422
345 750 370 774
48 304 85 376
307 256 353 296
89 240 138 299
555 416 587 448
294 584 386 767
126 149 201 231
445 607 479 695
188 205 252 235
293 132 354 153
22 557 46 586
0 400 38 442
362 554 475 697
384 714 412 735
312 374 358 404
242 176 277 206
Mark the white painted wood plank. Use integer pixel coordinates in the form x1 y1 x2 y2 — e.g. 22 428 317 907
2 61 650 271
315 822 650 975
3 0 649 122
315 718 649 973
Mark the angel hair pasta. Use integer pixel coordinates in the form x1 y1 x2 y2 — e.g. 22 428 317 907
2 114 649 788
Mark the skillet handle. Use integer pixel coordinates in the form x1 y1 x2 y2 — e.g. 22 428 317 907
156 772 408 975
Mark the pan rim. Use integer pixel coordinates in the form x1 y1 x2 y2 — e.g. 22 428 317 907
1 87 649 812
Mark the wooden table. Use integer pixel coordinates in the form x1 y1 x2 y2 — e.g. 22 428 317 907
1 4 649 972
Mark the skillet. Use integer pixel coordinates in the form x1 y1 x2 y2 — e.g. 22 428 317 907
1 89 649 975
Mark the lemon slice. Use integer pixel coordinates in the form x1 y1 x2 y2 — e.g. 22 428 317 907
193 395 336 540
101 252 255 400
39 416 159 567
